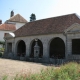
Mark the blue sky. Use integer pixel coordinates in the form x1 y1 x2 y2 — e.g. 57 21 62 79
0 0 80 23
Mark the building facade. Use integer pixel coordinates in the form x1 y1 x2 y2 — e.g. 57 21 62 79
4 13 80 63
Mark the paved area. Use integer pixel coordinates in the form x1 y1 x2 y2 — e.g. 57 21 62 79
0 58 49 79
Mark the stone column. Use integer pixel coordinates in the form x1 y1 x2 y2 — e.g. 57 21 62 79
66 37 72 59
42 39 49 63
4 40 7 53
13 41 18 59
25 42 30 60
12 41 14 53
13 40 17 55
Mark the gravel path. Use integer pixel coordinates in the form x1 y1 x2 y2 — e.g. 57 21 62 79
0 58 49 79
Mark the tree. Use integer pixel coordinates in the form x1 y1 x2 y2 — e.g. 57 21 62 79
30 13 36 22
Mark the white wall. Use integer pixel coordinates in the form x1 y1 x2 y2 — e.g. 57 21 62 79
7 21 26 29
15 22 26 29
0 30 13 41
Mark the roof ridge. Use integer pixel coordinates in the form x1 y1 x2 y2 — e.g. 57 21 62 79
28 13 77 23
7 14 27 23
17 14 27 21
0 23 16 31
8 14 18 20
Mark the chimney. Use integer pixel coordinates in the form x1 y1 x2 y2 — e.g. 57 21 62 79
10 10 14 17
0 20 2 24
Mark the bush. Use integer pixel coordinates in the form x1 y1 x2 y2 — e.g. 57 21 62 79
53 62 80 80
0 48 4 52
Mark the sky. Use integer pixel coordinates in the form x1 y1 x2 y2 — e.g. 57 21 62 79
1 0 80 23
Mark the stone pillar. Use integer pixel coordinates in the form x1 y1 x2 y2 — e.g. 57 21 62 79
42 39 49 62
66 37 72 59
13 41 17 55
25 42 30 60
5 40 7 53
12 41 14 53
13 41 18 59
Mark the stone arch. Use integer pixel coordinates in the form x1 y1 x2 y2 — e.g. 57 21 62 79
16 40 26 57
30 39 43 58
49 37 65 59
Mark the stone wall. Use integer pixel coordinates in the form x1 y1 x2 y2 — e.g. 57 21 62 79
66 33 80 60
5 33 66 63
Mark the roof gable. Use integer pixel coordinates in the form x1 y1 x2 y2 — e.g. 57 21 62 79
65 23 80 33
7 14 27 23
4 32 15 39
14 13 80 37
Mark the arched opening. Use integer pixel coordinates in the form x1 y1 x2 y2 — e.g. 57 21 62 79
30 39 43 58
17 40 26 57
50 37 65 59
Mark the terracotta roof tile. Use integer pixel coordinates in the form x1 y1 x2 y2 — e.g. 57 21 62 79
14 13 80 37
0 24 16 31
7 14 27 23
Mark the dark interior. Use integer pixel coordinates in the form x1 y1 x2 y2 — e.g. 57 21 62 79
72 39 80 55
17 40 26 57
50 37 65 59
8 43 12 53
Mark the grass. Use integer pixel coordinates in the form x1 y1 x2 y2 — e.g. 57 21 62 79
2 62 80 80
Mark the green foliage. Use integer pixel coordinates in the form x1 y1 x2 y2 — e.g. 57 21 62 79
0 48 5 57
30 13 36 21
2 62 80 80
0 48 4 52
2 75 8 80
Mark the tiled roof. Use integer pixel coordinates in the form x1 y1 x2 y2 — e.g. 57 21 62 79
7 14 27 23
14 13 80 37
0 24 16 31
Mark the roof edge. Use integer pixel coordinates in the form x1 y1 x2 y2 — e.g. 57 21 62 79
28 13 77 23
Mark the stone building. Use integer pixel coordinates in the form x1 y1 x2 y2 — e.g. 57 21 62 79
4 13 80 63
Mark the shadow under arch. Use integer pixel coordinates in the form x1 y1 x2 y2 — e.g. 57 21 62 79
30 39 43 58
49 37 65 59
16 40 26 57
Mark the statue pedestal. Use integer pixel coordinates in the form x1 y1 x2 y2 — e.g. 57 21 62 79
34 41 40 58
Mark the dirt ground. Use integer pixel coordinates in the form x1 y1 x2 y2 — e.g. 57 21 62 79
0 58 51 79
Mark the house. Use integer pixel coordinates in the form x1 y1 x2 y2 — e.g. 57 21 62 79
0 11 27 47
4 13 80 63
0 20 16 48
5 11 27 29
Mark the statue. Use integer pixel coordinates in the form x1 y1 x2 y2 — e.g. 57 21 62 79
34 39 40 58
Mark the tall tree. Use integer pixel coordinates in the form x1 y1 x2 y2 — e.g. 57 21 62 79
30 13 36 22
